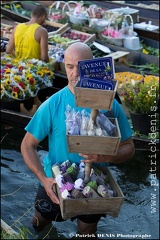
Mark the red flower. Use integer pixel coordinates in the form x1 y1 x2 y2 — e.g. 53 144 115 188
29 78 35 84
19 82 25 88
18 66 24 71
13 86 19 92
6 64 13 68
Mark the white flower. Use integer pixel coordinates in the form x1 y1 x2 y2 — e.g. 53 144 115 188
131 79 136 86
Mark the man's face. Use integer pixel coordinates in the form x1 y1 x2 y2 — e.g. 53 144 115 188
39 15 47 25
64 44 93 93
65 54 80 93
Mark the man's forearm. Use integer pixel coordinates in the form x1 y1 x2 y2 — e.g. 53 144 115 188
80 139 135 165
100 142 135 164
21 145 47 182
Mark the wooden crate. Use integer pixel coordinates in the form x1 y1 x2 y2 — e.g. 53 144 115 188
74 80 118 110
54 27 96 44
67 118 121 155
45 21 69 35
56 167 125 220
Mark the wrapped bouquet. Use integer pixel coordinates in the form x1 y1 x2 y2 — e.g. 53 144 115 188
1 53 54 101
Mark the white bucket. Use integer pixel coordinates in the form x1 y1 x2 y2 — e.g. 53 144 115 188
123 36 141 50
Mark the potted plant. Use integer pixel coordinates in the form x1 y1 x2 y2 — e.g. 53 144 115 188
117 76 159 135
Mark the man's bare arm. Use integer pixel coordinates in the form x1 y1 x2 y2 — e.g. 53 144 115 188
6 28 16 56
39 28 49 62
21 132 59 204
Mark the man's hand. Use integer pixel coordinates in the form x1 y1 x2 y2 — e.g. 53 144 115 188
79 137 135 164
42 177 60 204
79 153 113 164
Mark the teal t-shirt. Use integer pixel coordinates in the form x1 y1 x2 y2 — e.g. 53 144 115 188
25 86 133 177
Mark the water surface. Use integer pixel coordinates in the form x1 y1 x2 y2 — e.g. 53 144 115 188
1 124 159 239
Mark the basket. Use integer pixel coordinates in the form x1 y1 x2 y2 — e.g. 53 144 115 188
102 14 135 47
102 35 124 47
48 1 66 22
62 1 88 25
123 14 134 37
102 13 125 47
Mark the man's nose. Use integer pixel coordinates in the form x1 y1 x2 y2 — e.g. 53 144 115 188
73 67 79 77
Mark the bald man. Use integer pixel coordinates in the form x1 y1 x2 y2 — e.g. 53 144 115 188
21 42 135 237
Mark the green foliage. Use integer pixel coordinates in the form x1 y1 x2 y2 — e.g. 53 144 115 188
1 226 35 240
128 63 159 74
142 43 160 57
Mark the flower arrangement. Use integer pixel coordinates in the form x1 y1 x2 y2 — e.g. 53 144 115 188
48 1 69 23
87 4 106 19
117 77 159 114
105 12 124 27
102 13 135 47
1 53 54 101
102 27 123 38
102 12 124 38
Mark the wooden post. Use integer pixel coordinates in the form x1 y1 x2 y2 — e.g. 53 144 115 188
84 109 99 184
91 109 99 125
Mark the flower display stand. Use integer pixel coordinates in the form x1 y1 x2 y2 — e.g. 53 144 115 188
56 57 124 219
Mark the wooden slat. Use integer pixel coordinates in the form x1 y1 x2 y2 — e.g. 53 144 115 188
74 80 118 110
67 118 121 155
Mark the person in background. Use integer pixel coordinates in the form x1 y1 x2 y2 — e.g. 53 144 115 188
21 42 135 238
6 4 49 62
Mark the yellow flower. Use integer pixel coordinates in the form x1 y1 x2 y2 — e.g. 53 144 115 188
43 68 53 76
14 75 21 81
142 49 149 54
23 86 27 91
36 71 44 77
26 73 34 80
5 69 11 74
115 72 143 86
12 92 18 98
6 79 11 85
13 59 19 64
1 59 7 64
28 63 34 67
1 84 4 93
15 4 21 8
144 75 159 83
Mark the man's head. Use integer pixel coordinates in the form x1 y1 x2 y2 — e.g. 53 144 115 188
64 42 93 93
31 5 48 25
